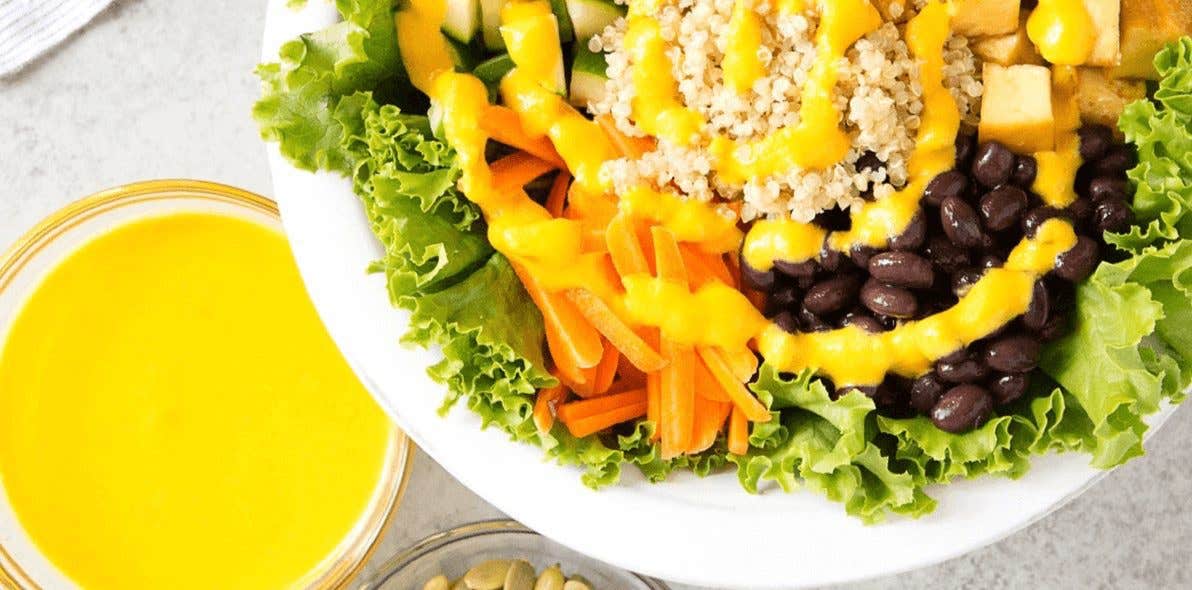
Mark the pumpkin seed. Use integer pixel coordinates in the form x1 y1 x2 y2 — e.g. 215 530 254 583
562 580 592 590
533 565 565 590
464 560 512 590
422 575 451 590
503 559 536 590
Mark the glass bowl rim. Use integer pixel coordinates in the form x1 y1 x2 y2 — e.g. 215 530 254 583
0 179 416 590
361 518 670 590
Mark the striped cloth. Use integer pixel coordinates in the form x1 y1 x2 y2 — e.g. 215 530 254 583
0 0 114 77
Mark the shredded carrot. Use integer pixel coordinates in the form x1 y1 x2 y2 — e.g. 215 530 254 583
688 396 732 454
514 265 604 371
571 339 620 398
547 325 587 386
481 105 566 166
557 387 648 423
647 372 661 442
651 226 687 284
566 289 667 372
660 341 695 459
545 171 571 217
565 402 649 438
719 346 759 382
596 114 657 159
696 346 771 422
693 356 731 402
679 245 734 286
533 384 568 434
728 406 750 455
489 151 557 191
606 213 651 277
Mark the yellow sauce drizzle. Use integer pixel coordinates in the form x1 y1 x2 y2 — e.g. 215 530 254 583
619 186 743 253
394 0 456 93
1026 0 1096 66
1032 65 1082 207
722 0 767 94
623 15 707 145
500 1 566 93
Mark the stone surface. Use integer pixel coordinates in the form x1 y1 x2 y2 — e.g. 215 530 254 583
1 2 1189 589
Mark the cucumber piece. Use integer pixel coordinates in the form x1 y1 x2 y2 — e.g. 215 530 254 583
569 43 609 107
549 0 575 43
500 11 567 95
442 0 481 43
565 0 624 41
480 0 506 50
473 53 517 85
445 35 483 70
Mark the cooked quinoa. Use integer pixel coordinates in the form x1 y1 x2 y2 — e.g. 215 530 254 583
589 0 984 222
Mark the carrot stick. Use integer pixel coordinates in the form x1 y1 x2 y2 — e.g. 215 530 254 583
725 251 742 289
693 356 731 402
688 396 732 454
651 226 687 284
696 347 770 422
617 353 649 389
728 406 749 455
547 326 587 387
660 341 695 459
606 213 650 277
719 346 759 382
545 171 571 217
565 402 649 438
513 265 604 372
679 244 734 286
595 114 656 158
533 384 568 434
590 340 620 395
489 151 557 191
481 105 566 166
556 387 648 423
566 289 667 372
647 371 661 442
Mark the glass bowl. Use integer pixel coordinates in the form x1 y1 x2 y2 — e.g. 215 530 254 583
360 520 668 590
0 180 414 589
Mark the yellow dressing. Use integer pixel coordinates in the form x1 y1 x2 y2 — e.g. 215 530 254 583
619 186 743 253
500 1 566 93
0 214 394 590
623 15 707 146
1032 65 1083 207
722 0 767 94
623 277 768 349
396 0 455 93
1026 0 1097 66
742 218 827 271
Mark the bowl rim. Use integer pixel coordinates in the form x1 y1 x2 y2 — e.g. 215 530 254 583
0 179 416 590
361 518 670 590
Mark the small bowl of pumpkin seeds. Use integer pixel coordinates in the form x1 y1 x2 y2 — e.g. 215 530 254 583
359 520 667 590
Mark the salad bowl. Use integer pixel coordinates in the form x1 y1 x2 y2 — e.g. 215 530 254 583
260 1 1185 587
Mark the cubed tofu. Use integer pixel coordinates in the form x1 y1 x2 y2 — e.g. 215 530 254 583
1112 0 1192 79
972 16 1045 66
1076 67 1147 129
1084 0 1122 67
952 0 1020 37
979 64 1055 154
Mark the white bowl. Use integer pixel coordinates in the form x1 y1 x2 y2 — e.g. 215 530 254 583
260 3 1181 588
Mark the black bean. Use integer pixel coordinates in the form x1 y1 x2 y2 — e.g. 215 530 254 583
802 275 862 315
979 254 1003 269
989 373 1029 406
1021 206 1068 237
741 256 776 290
889 212 926 251
924 235 972 274
1093 144 1136 176
855 151 883 173
841 311 885 333
910 372 946 414
955 133 976 166
819 243 849 272
1067 198 1094 228
1046 277 1076 312
860 279 918 318
941 195 984 248
1038 315 1069 341
1020 0 1039 10
924 171 969 207
772 310 799 334
774 259 818 279
1087 176 1129 203
971 141 1015 188
769 284 801 309
1094 199 1134 234
814 206 852 232
1011 155 1038 188
796 274 816 290
1054 236 1099 283
979 185 1029 232
936 350 990 383
931 384 994 433
1022 280 1050 331
984 335 1041 372
849 244 878 267
798 306 832 332
1077 125 1113 161
951 267 984 297
868 251 934 289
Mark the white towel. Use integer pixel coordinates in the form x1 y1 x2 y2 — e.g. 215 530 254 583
0 0 114 77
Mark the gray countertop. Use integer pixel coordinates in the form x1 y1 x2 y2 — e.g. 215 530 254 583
1 1 1189 588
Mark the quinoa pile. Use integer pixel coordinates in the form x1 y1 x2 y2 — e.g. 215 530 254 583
589 0 984 222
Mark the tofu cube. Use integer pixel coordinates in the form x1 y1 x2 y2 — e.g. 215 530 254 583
979 64 1055 154
952 0 1020 37
1084 0 1122 67
1113 0 1192 79
1076 67 1147 129
972 16 1045 66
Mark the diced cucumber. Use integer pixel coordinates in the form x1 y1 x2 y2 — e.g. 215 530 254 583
480 0 506 50
569 43 609 107
548 0 575 43
500 10 567 95
565 0 624 41
442 0 481 43
473 53 517 85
